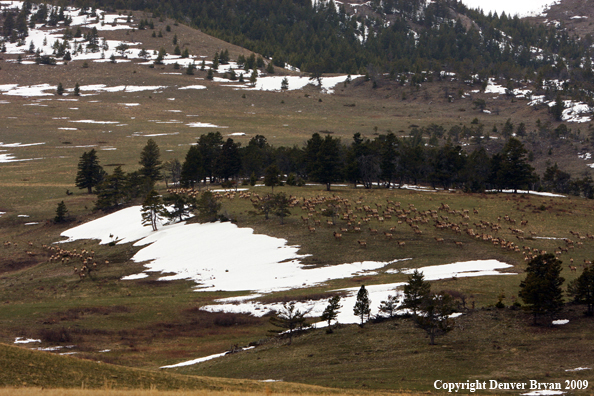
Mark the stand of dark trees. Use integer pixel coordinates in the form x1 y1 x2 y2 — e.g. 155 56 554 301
173 131 593 198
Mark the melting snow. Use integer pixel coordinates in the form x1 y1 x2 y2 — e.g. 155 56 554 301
160 346 255 368
565 367 591 372
179 85 207 90
552 319 569 325
14 337 41 344
186 122 228 128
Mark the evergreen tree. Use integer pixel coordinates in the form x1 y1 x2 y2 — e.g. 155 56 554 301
519 254 565 325
141 189 166 231
215 138 242 181
212 51 219 70
180 145 204 188
266 62 274 74
54 201 68 223
75 149 105 194
353 285 371 326
195 190 221 222
56 82 64 95
415 292 455 345
281 77 289 90
402 269 431 316
249 69 258 86
378 294 399 318
207 68 214 80
321 295 342 332
73 82 80 96
269 302 310 345
139 138 162 186
272 192 292 224
94 166 128 211
568 266 594 316
308 134 342 191
497 138 536 193
163 193 194 223
264 164 281 192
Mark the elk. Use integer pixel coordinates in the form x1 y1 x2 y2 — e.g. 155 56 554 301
357 240 367 248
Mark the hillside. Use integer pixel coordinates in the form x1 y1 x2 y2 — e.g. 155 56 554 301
1 0 594 393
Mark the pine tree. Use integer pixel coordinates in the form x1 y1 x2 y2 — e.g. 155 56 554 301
75 149 105 193
215 138 241 181
519 254 565 325
497 137 536 193
415 292 455 345
266 62 274 74
264 164 281 192
139 139 162 186
402 269 431 316
54 201 68 223
281 77 289 90
141 189 166 231
195 191 221 222
353 285 371 326
568 266 594 316
378 294 399 318
249 69 258 86
272 192 291 224
207 68 214 80
321 295 342 332
94 166 128 211
308 134 342 191
56 82 64 95
269 302 310 345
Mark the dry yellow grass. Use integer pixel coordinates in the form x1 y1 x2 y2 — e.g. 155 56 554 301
0 389 406 396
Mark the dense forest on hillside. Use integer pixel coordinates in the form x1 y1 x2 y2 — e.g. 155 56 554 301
59 0 594 87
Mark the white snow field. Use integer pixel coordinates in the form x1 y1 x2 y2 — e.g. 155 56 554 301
458 0 560 17
61 206 516 324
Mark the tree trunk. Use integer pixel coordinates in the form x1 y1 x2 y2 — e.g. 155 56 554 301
87 186 92 194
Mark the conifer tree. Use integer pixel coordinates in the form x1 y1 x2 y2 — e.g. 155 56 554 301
519 254 565 325
568 266 594 316
56 82 64 95
269 302 310 345
402 269 431 317
281 77 289 90
264 164 281 192
54 201 68 223
353 285 371 326
75 149 105 193
378 294 399 318
321 295 342 332
139 139 162 186
141 189 166 231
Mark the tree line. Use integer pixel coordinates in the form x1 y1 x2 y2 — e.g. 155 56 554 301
75 129 594 214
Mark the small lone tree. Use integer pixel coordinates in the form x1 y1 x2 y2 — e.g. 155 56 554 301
415 292 455 345
321 295 342 333
568 266 594 316
519 254 565 325
73 82 80 96
353 285 371 326
378 294 399 318
56 82 64 95
54 201 68 223
281 76 289 90
269 302 310 345
402 269 431 317
141 189 166 231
